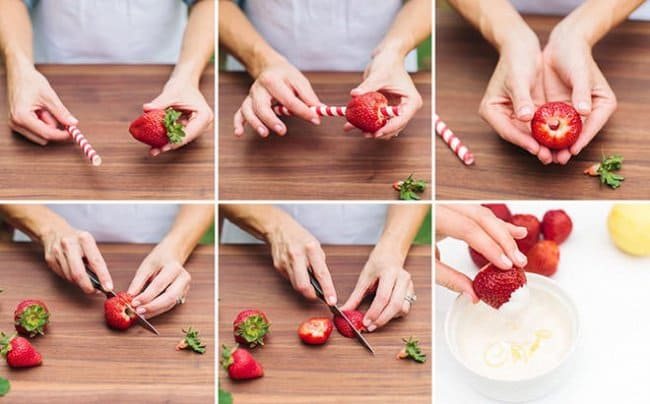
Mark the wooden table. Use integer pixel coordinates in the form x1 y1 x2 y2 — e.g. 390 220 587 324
0 65 214 199
219 72 431 200
219 244 431 403
0 243 214 403
436 3 650 199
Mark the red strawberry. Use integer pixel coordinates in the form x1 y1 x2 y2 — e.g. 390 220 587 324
104 292 137 330
298 317 333 345
129 107 186 148
14 299 49 338
345 92 389 133
481 203 512 222
511 214 541 253
525 240 560 277
541 210 573 244
472 264 527 309
233 309 270 348
468 247 489 268
221 344 263 380
333 310 366 338
0 333 42 368
531 102 582 149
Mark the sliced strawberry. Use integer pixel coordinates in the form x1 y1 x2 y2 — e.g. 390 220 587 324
333 310 366 338
298 317 333 345
531 102 582 149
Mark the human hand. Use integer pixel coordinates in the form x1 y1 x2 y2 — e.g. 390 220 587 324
345 48 422 140
542 22 617 164
234 56 321 138
143 77 214 157
127 241 191 319
7 62 77 145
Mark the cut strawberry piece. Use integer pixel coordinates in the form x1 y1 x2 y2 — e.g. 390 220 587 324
531 102 582 149
298 317 333 345
333 310 366 338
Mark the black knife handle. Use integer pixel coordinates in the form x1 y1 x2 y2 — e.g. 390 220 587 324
308 269 326 302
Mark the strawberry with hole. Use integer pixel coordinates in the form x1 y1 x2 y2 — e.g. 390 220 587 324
129 107 186 148
298 317 333 345
346 92 389 133
333 310 366 338
221 344 263 381
14 300 49 338
541 210 573 244
468 204 513 267
472 264 527 309
0 333 42 368
233 309 270 348
531 102 582 149
104 292 137 330
525 240 560 277
511 214 541 253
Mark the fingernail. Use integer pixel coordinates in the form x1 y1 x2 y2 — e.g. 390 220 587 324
374 132 383 138
136 307 145 315
363 318 371 327
70 116 79 125
501 254 513 267
311 118 320 125
518 106 532 118
274 124 284 134
578 102 590 112
151 149 161 157
162 144 172 152
105 282 113 291
515 250 527 266
132 300 140 307
326 295 337 305
257 126 266 135
367 324 377 332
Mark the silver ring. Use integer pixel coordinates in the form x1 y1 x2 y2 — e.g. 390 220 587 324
405 294 417 304
176 296 186 305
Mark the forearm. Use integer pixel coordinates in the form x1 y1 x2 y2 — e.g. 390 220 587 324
162 204 215 263
376 0 431 58
218 0 284 77
171 0 214 87
376 205 430 263
0 204 69 244
220 204 294 242
0 0 34 72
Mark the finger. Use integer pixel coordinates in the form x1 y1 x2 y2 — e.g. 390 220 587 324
37 110 58 128
506 223 528 240
168 108 212 149
435 261 478 303
480 106 540 155
291 253 317 300
137 272 190 319
372 271 411 330
507 76 535 121
42 91 78 127
241 97 269 138
291 75 321 108
127 260 157 297
469 206 527 267
570 72 593 115
267 80 319 124
11 110 71 141
250 87 287 135
78 232 113 291
10 124 48 146
343 122 356 132
133 262 182 306
398 280 415 318
306 243 336 305
234 108 245 137
61 237 95 294
570 96 616 156
363 274 396 329
350 76 379 96
555 148 573 165
143 95 168 111
340 276 372 311
536 146 553 165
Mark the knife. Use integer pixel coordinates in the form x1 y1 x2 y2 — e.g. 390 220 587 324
308 270 374 354
85 266 160 336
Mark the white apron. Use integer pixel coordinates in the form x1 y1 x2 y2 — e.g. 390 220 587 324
511 0 650 20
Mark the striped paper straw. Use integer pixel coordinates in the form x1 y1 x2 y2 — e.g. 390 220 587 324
273 105 400 118
67 125 102 166
434 113 475 165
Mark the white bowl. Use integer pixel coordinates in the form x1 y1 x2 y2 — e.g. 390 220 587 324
444 273 580 402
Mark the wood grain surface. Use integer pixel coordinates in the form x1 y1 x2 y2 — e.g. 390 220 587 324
0 65 214 200
436 4 650 199
219 244 431 404
0 243 214 403
219 72 431 200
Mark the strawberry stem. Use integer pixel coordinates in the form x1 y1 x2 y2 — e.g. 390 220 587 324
163 107 186 144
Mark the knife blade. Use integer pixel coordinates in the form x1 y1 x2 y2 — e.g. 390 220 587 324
85 267 160 336
308 270 374 354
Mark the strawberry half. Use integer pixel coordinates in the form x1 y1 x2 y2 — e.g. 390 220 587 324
221 344 263 381
14 299 49 338
345 92 389 133
104 292 137 330
531 102 582 149
473 264 527 309
525 240 560 277
129 107 186 148
541 210 573 245
298 317 333 345
511 214 541 253
233 309 270 348
0 333 42 368
333 310 366 338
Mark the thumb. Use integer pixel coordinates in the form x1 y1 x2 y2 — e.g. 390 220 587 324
509 79 535 122
350 77 380 97
340 277 372 311
435 261 478 303
571 73 592 115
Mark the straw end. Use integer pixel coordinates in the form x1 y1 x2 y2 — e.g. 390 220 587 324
91 156 103 166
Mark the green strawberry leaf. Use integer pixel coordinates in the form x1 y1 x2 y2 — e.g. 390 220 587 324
395 174 427 200
597 154 624 189
218 388 232 404
401 336 426 363
180 327 206 354
163 107 186 144
0 378 9 396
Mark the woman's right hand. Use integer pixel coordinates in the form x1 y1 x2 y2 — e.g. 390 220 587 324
234 56 322 137
7 61 77 145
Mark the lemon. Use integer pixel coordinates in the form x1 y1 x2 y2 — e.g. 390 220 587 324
608 204 650 256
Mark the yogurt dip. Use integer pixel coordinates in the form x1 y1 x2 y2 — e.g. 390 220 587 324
453 282 575 381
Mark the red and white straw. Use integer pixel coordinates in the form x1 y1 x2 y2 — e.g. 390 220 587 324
434 113 474 165
67 125 102 166
273 105 400 118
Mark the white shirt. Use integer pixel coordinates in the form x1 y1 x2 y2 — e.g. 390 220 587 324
221 204 389 245
225 0 418 72
14 205 180 243
511 0 650 20
26 0 193 64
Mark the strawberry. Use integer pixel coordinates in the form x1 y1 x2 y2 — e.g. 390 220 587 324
541 210 573 244
396 336 426 363
481 203 512 222
468 246 489 268
233 309 270 348
297 317 333 345
221 344 263 381
176 327 206 354
104 292 137 330
333 310 366 338
525 240 560 277
0 333 42 368
473 264 527 309
14 299 49 338
129 107 185 148
345 92 389 133
531 102 582 149
511 214 541 253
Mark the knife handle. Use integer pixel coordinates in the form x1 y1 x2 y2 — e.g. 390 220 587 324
307 269 326 303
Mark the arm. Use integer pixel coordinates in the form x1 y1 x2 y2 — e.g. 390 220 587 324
341 205 430 331
0 204 112 293
144 0 215 156
0 0 77 145
128 204 214 318
220 204 337 305
219 0 320 137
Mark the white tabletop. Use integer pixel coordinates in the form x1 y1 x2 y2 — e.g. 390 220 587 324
436 202 650 403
